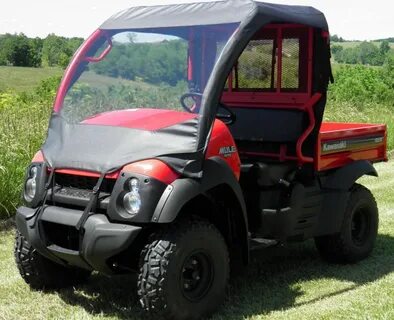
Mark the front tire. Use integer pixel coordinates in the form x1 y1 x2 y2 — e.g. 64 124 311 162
14 231 91 289
315 184 378 263
138 217 229 320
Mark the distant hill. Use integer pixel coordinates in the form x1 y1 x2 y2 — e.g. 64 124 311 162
376 37 394 43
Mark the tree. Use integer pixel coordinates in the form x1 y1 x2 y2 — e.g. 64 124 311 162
28 37 43 67
331 34 345 42
41 34 82 67
0 34 15 65
380 41 391 55
0 33 82 68
331 44 343 55
358 41 380 65
41 34 68 67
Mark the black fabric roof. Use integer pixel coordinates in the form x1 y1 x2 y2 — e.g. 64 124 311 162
100 0 328 31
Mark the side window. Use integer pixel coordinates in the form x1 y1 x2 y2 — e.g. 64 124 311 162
228 25 311 93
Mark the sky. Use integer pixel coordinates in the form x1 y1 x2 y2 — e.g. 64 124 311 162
0 0 393 41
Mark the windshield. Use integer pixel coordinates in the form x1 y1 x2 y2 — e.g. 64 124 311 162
60 24 238 124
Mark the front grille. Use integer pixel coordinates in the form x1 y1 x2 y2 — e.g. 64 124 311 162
55 173 116 194
42 221 79 251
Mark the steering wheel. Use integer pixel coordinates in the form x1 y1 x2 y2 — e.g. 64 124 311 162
180 92 203 113
180 93 236 125
217 102 236 125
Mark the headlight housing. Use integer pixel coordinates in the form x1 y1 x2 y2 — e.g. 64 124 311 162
107 171 168 223
24 166 38 202
122 178 142 215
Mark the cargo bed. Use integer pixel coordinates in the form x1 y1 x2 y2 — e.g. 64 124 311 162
317 122 387 171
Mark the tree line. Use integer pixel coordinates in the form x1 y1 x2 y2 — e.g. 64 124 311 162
0 33 83 68
92 40 187 86
331 40 392 66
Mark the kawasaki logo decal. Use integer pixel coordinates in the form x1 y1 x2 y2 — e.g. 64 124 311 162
321 135 384 155
322 141 347 152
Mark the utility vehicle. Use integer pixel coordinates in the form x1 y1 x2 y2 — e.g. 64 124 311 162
15 1 387 319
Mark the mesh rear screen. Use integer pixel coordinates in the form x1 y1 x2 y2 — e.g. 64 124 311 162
237 39 276 90
228 26 310 93
281 38 300 89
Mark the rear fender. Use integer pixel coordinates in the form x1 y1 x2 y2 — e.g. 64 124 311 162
322 160 378 191
315 160 378 236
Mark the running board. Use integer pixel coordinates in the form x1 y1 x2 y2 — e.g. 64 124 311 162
250 237 278 251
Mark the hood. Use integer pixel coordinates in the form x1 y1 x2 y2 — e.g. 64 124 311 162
42 112 200 174
82 109 197 131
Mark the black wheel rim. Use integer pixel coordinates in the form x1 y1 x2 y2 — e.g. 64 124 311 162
351 205 371 246
180 251 214 302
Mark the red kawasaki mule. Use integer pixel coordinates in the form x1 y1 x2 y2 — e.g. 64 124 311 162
15 1 387 319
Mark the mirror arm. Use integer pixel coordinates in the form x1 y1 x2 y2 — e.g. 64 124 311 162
84 35 113 63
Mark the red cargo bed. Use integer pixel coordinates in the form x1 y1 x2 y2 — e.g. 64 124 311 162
316 122 388 171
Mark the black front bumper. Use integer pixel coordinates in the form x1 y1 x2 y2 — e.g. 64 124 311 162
15 206 141 274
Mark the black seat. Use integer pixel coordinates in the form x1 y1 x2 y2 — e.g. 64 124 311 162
229 107 307 143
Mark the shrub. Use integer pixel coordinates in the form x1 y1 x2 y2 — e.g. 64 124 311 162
0 77 59 218
329 64 394 107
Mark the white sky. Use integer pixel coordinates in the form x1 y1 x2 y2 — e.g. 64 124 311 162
0 0 393 41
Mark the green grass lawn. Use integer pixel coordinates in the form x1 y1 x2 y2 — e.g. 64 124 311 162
324 100 394 152
0 66 63 92
0 160 393 320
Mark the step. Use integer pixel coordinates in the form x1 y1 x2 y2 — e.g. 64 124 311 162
250 237 278 250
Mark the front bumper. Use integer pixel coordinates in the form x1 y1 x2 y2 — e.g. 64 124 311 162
15 206 141 274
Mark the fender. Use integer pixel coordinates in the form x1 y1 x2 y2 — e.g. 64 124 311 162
322 160 378 191
152 157 249 262
152 157 246 223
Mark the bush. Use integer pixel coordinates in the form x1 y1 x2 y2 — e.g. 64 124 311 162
329 64 394 107
0 77 59 218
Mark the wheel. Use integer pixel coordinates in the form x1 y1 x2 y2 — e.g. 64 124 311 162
315 184 378 263
138 217 229 320
14 231 91 289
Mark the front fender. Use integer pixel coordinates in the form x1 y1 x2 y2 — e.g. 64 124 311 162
152 157 250 263
152 157 246 223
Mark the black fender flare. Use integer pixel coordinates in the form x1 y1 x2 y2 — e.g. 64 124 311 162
322 160 378 191
152 157 249 261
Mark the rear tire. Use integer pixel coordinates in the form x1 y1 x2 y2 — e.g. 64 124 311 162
315 184 378 263
137 217 229 320
14 231 91 289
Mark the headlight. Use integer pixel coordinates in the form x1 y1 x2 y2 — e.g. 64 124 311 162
24 166 38 202
123 178 141 215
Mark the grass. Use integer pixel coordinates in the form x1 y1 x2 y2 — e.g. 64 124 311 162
0 160 393 319
325 99 394 151
79 71 156 91
0 66 63 92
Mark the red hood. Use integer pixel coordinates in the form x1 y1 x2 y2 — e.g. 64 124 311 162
82 108 197 131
